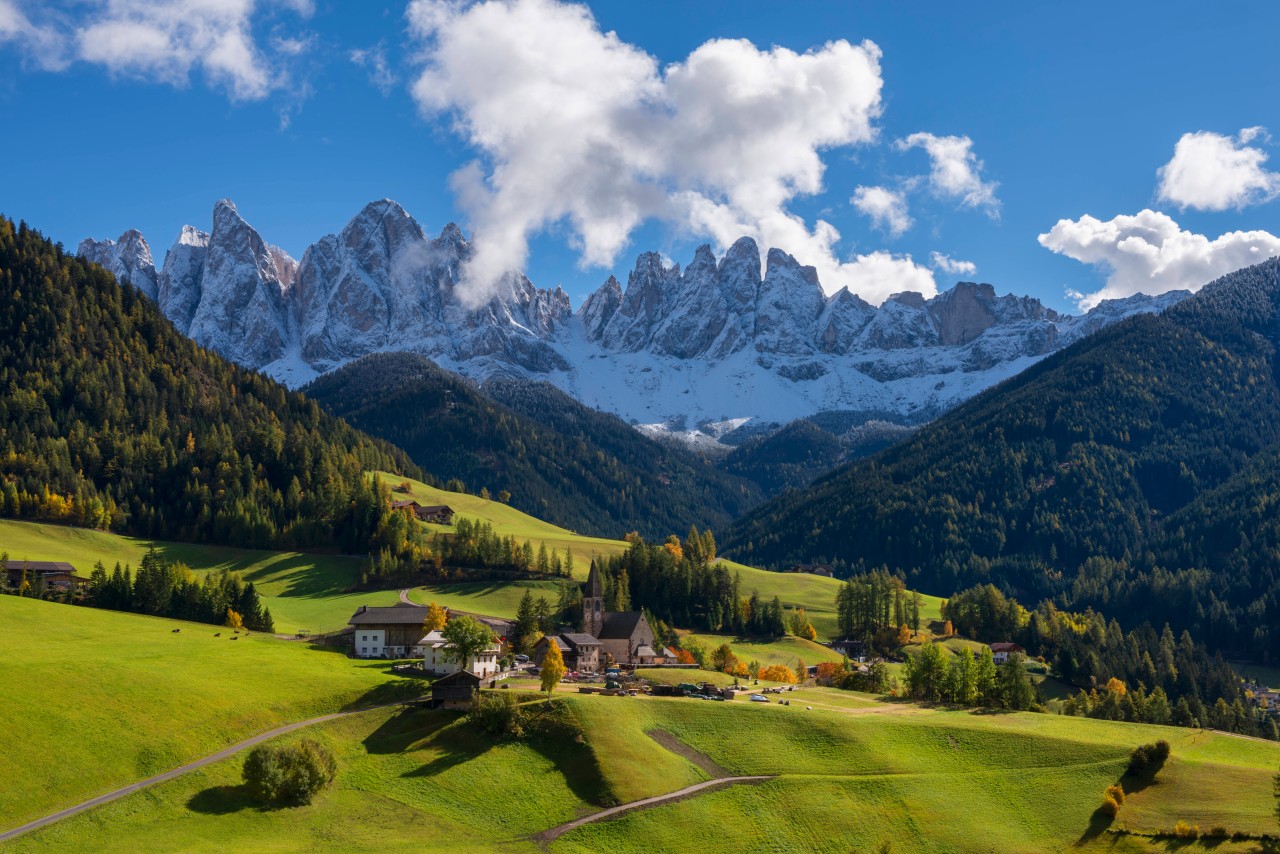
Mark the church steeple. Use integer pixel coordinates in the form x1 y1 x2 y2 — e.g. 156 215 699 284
583 560 604 636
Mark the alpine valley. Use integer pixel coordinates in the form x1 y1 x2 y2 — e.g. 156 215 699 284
79 199 1186 450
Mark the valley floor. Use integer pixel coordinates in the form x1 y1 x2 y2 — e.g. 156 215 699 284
6 675 1278 853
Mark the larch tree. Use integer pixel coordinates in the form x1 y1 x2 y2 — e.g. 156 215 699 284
541 637 567 695
423 601 447 633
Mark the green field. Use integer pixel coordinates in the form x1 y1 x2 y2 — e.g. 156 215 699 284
0 519 396 634
0 596 419 830
683 632 847 671
409 579 571 619
380 473 629 568
10 684 1278 853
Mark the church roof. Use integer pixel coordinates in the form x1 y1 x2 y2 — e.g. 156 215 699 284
584 561 603 598
561 632 601 648
598 611 647 640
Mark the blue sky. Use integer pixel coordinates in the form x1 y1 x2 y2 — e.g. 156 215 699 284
2 0 1279 312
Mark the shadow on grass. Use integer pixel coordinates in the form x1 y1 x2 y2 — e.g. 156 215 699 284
187 784 257 815
1075 806 1114 845
362 706 457 755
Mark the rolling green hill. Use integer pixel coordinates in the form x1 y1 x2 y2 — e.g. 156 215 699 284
0 596 419 830
9 687 1278 853
723 258 1280 661
0 518 396 634
304 352 762 540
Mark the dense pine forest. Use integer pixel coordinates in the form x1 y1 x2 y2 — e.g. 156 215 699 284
723 258 1280 661
0 218 422 555
304 352 762 539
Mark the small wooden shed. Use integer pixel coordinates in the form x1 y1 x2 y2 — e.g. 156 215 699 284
431 670 481 710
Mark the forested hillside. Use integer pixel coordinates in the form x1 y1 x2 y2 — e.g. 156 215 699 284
0 218 421 554
303 353 762 539
723 258 1280 660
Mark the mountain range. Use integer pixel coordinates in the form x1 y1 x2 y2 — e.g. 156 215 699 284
79 199 1187 447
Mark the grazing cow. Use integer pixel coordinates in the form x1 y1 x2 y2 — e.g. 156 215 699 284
230 636 238 641
214 632 221 637
171 629 180 633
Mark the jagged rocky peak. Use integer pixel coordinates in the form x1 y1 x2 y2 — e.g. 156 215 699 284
754 248 825 355
77 228 159 299
157 225 210 332
579 274 622 340
816 287 876 354
184 199 291 367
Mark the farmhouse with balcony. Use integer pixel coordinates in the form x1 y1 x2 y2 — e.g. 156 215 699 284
348 602 434 658
391 499 455 525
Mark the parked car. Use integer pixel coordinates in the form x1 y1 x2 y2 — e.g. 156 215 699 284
514 654 530 663
749 694 768 703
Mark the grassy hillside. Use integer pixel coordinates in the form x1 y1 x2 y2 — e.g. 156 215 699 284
409 580 570 618
10 688 1279 852
381 473 628 566
682 632 846 670
0 597 418 830
0 519 396 634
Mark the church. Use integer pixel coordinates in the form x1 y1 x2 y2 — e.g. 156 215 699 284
535 562 664 669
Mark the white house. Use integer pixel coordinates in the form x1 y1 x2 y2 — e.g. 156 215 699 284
989 642 1025 665
420 630 501 679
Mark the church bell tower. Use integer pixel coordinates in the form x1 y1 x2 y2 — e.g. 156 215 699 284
583 561 604 636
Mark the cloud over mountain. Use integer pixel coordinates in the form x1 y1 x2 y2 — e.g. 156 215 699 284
407 0 934 305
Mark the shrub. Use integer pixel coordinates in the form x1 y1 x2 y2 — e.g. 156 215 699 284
243 739 337 806
756 664 798 684
1105 784 1126 806
1204 826 1229 839
1100 795 1120 818
1173 821 1199 839
469 691 525 738
1128 740 1171 776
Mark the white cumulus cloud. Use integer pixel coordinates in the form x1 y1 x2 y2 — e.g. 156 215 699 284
929 251 977 277
852 185 911 236
1156 128 1280 212
407 0 931 305
896 132 999 215
1038 209 1280 310
0 0 69 69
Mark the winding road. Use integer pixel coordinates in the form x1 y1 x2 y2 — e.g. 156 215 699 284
0 703 405 844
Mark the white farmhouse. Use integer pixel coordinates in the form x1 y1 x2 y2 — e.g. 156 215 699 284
420 629 501 679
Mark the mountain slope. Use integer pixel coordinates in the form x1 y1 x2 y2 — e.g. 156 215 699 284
722 258 1280 659
81 200 1186 445
0 217 420 553
302 352 761 539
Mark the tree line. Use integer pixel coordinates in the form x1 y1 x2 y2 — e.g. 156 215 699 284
83 547 274 631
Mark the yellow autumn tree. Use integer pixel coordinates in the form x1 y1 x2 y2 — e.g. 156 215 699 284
423 601 447 633
225 608 244 630
1106 677 1127 696
541 637 567 695
757 665 798 684
898 624 913 645
663 535 683 560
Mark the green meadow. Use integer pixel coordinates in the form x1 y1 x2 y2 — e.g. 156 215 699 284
379 473 629 566
409 579 571 618
682 632 847 670
9 685 1278 853
0 596 420 830
0 518 395 634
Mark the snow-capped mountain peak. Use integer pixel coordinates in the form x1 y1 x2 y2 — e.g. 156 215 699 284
78 199 1191 446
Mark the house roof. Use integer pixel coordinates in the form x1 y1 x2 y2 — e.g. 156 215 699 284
349 602 430 626
599 611 647 640
433 670 481 688
635 645 657 658
391 499 420 509
561 632 601 648
989 642 1024 652
584 561 603 599
5 560 77 574
418 505 453 514
538 635 571 651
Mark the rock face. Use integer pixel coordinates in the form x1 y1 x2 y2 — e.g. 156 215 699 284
77 230 158 299
79 198 1191 445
